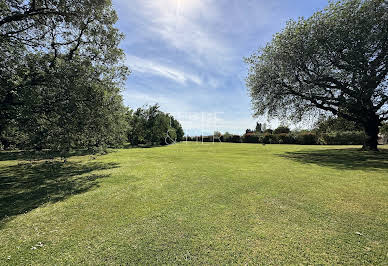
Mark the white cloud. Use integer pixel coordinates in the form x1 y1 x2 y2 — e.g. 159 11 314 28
126 55 202 85
123 89 195 113
117 0 232 68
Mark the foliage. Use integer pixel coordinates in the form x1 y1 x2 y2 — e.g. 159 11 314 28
273 133 295 144
127 104 184 146
312 116 365 145
255 122 263 133
259 133 273 144
242 133 260 143
294 132 317 145
273 126 291 134
0 0 129 153
314 116 362 134
230 135 242 143
245 0 388 150
221 132 232 142
380 122 388 135
318 131 365 145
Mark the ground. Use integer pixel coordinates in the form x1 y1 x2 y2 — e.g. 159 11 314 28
0 143 387 264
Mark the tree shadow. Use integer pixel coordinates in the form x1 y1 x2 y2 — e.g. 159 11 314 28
279 148 388 171
122 143 168 149
0 159 119 226
0 149 94 162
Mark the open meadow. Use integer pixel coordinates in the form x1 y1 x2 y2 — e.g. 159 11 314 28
0 143 387 264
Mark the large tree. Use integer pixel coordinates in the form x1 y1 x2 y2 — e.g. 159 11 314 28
245 0 387 150
0 0 129 152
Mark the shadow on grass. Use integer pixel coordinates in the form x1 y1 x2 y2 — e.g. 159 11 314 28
279 148 388 171
122 143 168 149
0 159 119 226
0 149 94 162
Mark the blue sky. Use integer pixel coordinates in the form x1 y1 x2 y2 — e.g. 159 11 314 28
113 0 329 135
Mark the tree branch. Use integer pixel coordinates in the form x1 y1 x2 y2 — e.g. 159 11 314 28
0 8 64 27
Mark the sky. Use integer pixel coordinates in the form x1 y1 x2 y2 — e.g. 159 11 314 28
112 0 329 135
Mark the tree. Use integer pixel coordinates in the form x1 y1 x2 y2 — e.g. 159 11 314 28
171 117 184 141
127 104 184 146
15 53 128 152
245 0 387 150
255 123 263 133
0 0 129 152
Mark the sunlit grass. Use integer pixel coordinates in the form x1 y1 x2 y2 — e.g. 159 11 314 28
0 143 387 264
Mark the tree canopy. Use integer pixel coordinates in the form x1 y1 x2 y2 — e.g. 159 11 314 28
0 0 129 153
245 0 387 150
127 104 184 147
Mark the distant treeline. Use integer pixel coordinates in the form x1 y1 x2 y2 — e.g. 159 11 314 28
186 117 388 145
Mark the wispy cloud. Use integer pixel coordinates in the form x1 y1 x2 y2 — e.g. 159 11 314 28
126 55 202 85
117 0 231 69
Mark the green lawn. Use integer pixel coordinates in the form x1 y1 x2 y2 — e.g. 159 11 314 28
1 143 387 264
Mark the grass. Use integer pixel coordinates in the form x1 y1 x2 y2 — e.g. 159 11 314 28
0 143 387 264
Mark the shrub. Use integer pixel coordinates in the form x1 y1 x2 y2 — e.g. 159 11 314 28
259 133 273 144
273 133 295 144
318 131 365 145
243 133 259 143
295 132 317 145
231 135 242 143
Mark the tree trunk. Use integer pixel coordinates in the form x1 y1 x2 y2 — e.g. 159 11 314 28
362 113 379 151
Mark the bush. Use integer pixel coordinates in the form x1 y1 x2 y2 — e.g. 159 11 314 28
243 133 259 143
295 132 317 145
231 135 242 143
273 133 295 144
259 133 273 144
318 131 365 145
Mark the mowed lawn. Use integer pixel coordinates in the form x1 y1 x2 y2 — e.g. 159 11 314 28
0 143 387 264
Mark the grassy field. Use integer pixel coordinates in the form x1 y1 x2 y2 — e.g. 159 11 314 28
0 143 387 264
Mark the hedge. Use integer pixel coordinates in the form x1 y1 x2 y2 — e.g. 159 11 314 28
318 131 365 145
295 132 317 145
273 133 295 144
185 131 364 145
243 133 260 143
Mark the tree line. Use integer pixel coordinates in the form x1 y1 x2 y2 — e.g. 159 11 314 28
186 118 388 145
